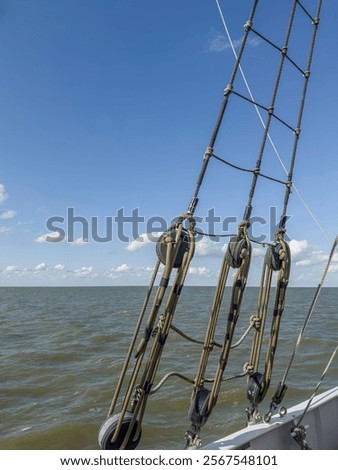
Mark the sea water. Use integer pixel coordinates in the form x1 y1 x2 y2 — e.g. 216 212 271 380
1 286 337 449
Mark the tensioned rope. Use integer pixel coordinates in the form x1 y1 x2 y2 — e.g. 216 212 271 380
215 0 331 243
246 0 322 424
264 235 338 423
99 0 323 451
99 216 196 450
185 0 323 446
99 1 262 451
215 0 336 433
186 0 260 217
291 345 337 449
216 0 337 439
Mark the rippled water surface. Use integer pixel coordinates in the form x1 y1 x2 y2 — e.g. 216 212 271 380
1 286 337 449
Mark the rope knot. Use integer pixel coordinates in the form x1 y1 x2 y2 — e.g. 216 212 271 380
244 20 252 32
250 315 261 330
291 424 311 449
224 84 233 96
243 362 253 374
203 147 213 160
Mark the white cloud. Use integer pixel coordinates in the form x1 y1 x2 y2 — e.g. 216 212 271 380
328 263 338 273
126 232 161 252
73 266 95 278
188 266 211 276
207 34 260 53
107 263 163 281
35 262 47 271
252 247 265 257
287 239 335 271
329 252 338 272
35 233 88 244
287 239 329 269
295 250 327 267
248 37 261 48
54 264 65 271
69 237 88 246
289 239 309 259
208 34 235 52
5 265 18 272
35 232 63 243
115 263 130 273
0 183 8 203
0 226 11 233
0 263 101 284
195 237 224 257
0 210 16 219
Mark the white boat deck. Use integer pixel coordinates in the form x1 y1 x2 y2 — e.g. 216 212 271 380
203 386 338 450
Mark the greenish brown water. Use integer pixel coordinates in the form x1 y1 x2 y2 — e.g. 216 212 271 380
1 286 337 449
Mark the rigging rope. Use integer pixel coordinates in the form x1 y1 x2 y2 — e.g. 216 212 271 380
212 152 288 185
100 0 324 451
245 0 323 424
246 234 291 422
264 235 338 422
215 0 331 243
291 345 338 449
185 0 323 445
294 345 338 429
186 223 252 449
187 0 260 216
99 216 196 449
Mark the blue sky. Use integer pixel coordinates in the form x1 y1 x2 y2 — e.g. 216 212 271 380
1 0 338 286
